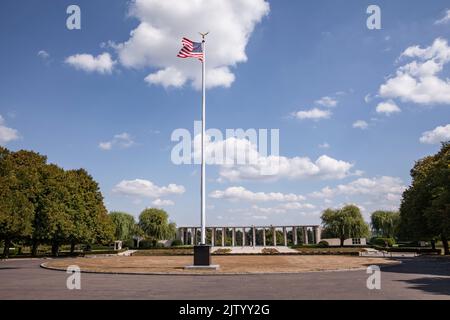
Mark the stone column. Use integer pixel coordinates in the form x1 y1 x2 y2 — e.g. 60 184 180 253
222 227 225 247
314 226 321 244
273 227 277 246
191 228 195 245
180 228 185 245
303 227 309 245
232 228 236 247
252 227 256 247
263 228 266 246
242 228 246 246
293 226 297 245
211 228 215 247
283 227 287 246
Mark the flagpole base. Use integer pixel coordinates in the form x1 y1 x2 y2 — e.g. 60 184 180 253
193 245 211 266
185 245 219 270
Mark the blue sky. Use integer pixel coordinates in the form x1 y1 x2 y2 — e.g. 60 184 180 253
1 0 450 226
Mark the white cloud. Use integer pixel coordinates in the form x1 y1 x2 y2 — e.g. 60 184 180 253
152 199 175 207
99 132 135 150
219 154 354 182
420 124 450 144
113 179 185 198
318 142 330 149
353 120 369 129
0 115 19 145
435 9 450 25
144 66 187 88
114 0 269 89
210 186 305 202
379 38 450 105
191 135 354 182
65 53 116 74
248 202 316 215
309 176 406 203
376 100 401 115
293 108 331 120
37 50 49 59
315 97 338 108
315 96 337 108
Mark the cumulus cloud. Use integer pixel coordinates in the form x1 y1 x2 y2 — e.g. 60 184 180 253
315 96 338 108
113 0 269 88
379 38 450 105
113 179 185 198
210 186 305 202
353 120 369 129
420 124 450 144
189 134 354 182
376 100 401 115
309 176 406 205
37 50 50 59
65 53 116 74
318 142 330 149
0 115 19 145
435 9 450 25
219 154 354 182
144 66 187 88
152 198 175 207
293 108 331 120
243 202 316 216
99 133 135 150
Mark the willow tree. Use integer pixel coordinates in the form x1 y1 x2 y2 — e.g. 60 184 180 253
321 205 370 247
109 211 136 241
138 208 176 245
370 211 400 238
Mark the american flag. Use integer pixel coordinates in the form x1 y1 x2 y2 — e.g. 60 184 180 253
177 37 204 61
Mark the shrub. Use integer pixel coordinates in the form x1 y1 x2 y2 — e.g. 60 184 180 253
214 248 231 254
370 237 395 247
139 240 154 249
317 241 329 248
171 239 183 247
262 248 279 254
122 239 134 249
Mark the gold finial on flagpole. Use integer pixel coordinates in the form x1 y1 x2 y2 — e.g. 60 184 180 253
199 32 209 41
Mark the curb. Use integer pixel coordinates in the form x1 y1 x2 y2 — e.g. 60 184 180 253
40 260 402 277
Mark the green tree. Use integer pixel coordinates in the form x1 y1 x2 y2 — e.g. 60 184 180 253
68 169 114 249
109 211 136 241
138 208 176 245
321 205 370 247
399 142 450 254
34 164 74 256
0 148 46 258
370 211 400 238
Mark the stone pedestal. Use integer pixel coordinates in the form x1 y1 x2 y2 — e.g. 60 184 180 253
194 245 211 266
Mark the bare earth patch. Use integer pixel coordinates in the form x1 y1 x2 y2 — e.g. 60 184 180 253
42 255 399 275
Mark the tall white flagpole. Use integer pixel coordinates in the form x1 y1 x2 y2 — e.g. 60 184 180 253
200 33 207 245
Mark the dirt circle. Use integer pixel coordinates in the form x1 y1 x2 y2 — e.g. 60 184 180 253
41 255 399 275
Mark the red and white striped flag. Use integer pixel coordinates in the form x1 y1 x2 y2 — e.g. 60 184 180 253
177 37 204 62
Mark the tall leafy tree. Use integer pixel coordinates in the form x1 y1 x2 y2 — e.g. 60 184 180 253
0 148 46 258
138 208 176 244
68 169 114 250
370 211 400 238
321 205 370 247
109 211 136 241
399 142 450 254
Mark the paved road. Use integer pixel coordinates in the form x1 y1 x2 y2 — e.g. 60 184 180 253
0 256 449 299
